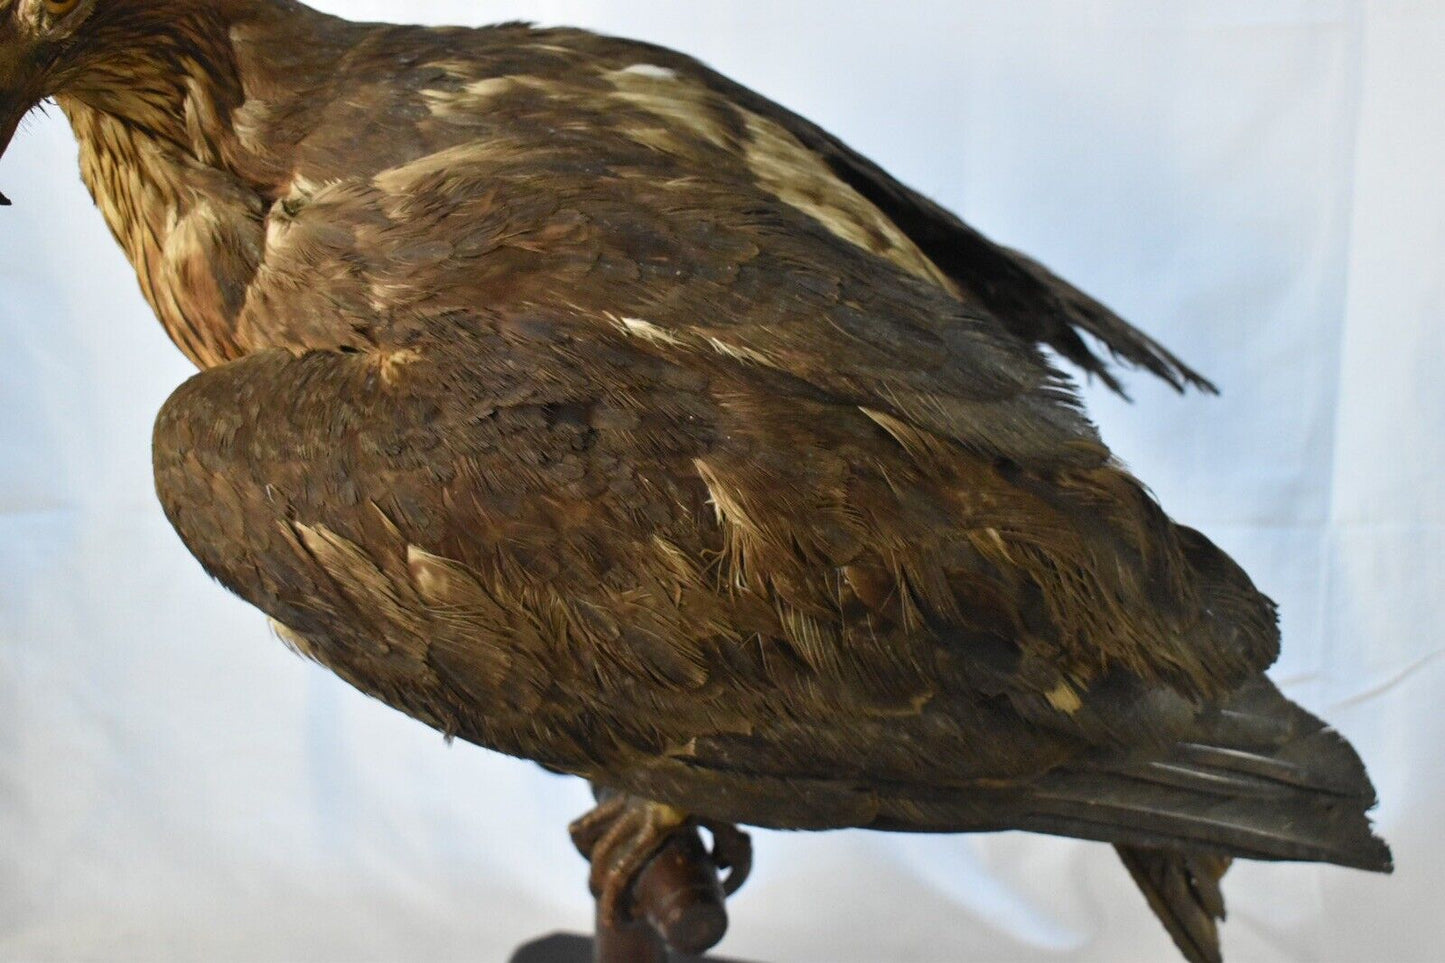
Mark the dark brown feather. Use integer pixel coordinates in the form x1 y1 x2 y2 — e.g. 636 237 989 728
2 3 1389 960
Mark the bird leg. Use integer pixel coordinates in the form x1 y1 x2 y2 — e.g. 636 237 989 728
570 790 691 923
570 789 754 958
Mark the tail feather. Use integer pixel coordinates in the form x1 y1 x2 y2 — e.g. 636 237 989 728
1012 676 1393 873
1002 675 1390 962
1117 846 1231 963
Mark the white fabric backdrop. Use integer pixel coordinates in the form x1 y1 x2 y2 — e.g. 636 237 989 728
1 2 1440 960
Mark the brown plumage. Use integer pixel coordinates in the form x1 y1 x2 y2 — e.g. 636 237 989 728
0 2 1390 960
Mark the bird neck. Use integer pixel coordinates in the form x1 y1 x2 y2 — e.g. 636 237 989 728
56 0 343 368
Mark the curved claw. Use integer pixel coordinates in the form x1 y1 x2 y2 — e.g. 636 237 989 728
702 820 754 897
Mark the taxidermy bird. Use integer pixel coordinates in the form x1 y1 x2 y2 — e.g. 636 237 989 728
0 1 1391 960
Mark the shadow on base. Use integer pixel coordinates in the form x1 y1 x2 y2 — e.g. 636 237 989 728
510 932 765 963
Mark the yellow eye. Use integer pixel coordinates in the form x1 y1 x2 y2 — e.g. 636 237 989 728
44 0 82 16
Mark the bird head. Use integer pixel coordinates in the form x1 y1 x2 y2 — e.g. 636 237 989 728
0 0 108 203
1 0 240 206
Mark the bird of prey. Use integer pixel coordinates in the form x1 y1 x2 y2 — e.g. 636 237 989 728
0 2 1390 961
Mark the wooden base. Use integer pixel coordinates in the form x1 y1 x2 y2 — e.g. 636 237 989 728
509 933 763 963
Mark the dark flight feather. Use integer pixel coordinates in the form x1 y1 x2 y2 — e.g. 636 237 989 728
668 47 1220 397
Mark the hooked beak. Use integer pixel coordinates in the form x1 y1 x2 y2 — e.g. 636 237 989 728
0 17 55 208
0 98 24 206
0 68 43 207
